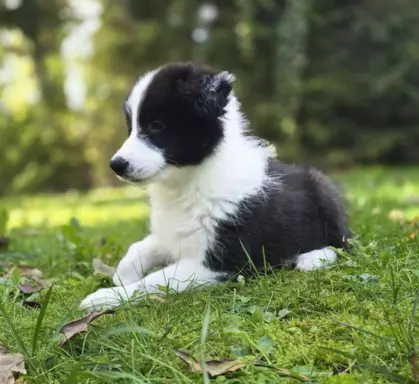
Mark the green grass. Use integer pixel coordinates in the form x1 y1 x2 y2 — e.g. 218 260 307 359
1 166 419 383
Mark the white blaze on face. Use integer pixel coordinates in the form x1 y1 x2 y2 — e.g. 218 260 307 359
128 69 157 134
113 133 166 181
112 68 167 182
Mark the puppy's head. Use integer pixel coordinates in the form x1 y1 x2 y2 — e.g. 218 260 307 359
110 62 235 185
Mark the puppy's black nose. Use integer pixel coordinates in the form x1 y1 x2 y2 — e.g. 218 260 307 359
110 156 128 176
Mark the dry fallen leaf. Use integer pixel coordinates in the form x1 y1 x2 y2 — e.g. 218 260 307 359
172 349 309 381
92 258 115 277
388 209 405 222
59 309 115 346
18 280 42 294
4 266 43 280
409 353 419 381
173 349 245 377
4 266 50 296
0 347 26 384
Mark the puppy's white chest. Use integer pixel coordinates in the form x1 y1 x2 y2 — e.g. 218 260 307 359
150 196 216 261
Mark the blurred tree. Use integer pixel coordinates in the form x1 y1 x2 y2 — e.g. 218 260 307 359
0 0 418 194
0 0 91 194
298 0 419 167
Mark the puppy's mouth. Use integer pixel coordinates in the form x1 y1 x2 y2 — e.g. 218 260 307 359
116 174 148 184
115 168 165 185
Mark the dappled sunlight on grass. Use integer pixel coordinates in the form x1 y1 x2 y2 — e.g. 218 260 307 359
4 185 149 230
334 166 419 220
5 166 419 231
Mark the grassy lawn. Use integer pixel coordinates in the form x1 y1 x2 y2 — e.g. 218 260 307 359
1 166 419 383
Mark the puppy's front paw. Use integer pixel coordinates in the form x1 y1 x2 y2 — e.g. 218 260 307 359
112 243 145 286
80 287 129 311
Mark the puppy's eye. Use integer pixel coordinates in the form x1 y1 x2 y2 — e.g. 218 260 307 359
149 120 165 133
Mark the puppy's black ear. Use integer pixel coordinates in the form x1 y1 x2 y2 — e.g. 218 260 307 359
201 71 235 118
177 69 235 119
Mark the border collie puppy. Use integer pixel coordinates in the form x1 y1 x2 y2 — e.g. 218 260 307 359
80 62 350 310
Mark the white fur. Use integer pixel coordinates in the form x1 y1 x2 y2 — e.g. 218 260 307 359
112 132 166 181
127 69 157 133
111 235 165 286
113 69 167 181
80 259 219 310
295 247 337 272
207 71 236 92
80 87 275 310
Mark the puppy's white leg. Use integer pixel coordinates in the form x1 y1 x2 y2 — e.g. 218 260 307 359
80 259 222 310
295 247 337 272
79 284 137 310
112 235 166 286
137 259 223 293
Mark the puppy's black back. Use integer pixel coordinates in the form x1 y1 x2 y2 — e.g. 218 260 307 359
204 160 351 274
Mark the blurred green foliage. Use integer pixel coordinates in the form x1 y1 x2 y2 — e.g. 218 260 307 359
1 0 419 195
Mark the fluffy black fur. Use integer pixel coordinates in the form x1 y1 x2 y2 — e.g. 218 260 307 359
136 62 231 166
205 161 351 276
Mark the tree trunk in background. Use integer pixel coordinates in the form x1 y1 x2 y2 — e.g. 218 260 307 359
248 0 286 140
0 0 66 108
0 0 91 193
274 0 309 158
1 0 419 194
